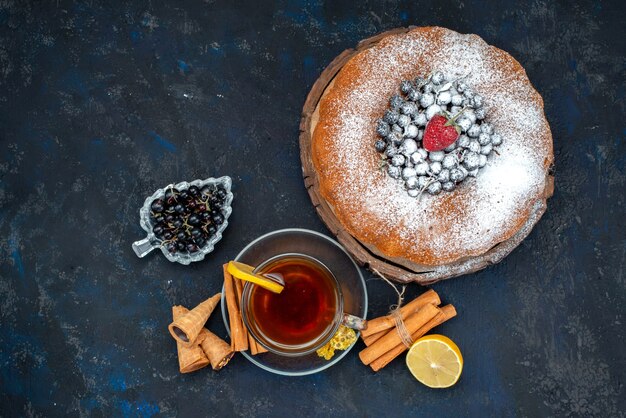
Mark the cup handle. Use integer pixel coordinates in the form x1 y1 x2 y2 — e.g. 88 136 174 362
132 237 159 258
342 313 366 331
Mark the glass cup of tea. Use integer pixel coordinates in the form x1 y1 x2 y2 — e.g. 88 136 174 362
240 253 365 357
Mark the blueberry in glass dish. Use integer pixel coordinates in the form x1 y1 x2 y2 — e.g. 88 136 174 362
132 177 233 265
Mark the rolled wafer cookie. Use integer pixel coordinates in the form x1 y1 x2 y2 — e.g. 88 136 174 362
172 306 210 373
198 328 234 370
168 293 221 347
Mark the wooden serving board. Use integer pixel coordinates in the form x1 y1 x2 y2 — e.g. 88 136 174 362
299 27 554 285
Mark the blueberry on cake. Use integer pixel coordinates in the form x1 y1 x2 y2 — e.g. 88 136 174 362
374 71 503 197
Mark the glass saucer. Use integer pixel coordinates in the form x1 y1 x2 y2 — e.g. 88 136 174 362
221 228 367 376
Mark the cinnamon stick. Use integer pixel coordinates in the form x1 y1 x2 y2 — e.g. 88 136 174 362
233 279 267 356
233 277 267 355
362 330 387 346
232 274 251 350
369 304 457 372
248 333 268 355
255 340 268 354
223 264 248 352
359 303 439 366
360 289 440 338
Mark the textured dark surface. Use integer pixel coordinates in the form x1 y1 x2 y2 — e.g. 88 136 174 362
1 1 624 417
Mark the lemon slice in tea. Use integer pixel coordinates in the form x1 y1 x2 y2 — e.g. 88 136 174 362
227 261 284 294
406 334 463 388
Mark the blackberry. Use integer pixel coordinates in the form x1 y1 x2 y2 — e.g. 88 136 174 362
200 185 214 199
188 185 200 197
148 180 230 255
165 242 177 253
216 188 227 200
174 203 186 214
188 213 201 226
151 199 165 213
164 188 179 203
153 224 166 238
150 212 164 224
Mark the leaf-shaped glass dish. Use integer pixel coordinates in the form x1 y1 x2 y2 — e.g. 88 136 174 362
132 176 233 265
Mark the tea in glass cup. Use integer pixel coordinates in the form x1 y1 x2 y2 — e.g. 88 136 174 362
241 253 357 356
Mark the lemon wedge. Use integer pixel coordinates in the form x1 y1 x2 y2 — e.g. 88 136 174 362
226 261 284 294
406 334 463 388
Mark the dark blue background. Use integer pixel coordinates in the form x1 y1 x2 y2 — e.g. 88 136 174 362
1 1 624 416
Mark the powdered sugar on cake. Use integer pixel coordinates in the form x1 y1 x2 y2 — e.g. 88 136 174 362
314 28 551 265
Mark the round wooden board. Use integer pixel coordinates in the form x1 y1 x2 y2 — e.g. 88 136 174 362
299 27 554 285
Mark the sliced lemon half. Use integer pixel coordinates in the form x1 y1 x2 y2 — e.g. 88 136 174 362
226 261 284 294
406 334 463 388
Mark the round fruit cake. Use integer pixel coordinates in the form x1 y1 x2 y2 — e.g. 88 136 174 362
305 27 554 282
